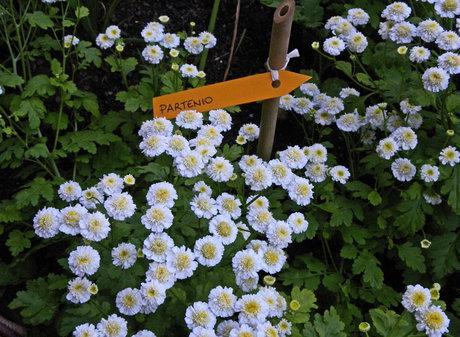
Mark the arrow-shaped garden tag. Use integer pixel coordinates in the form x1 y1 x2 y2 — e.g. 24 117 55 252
152 70 310 119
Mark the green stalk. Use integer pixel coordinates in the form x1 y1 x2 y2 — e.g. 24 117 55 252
199 0 221 71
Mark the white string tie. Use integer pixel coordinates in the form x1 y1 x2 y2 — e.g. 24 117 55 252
266 48 300 82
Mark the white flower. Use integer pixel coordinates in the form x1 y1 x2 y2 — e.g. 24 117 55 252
435 0 460 18
305 163 327 183
279 95 295 110
247 208 274 233
200 31 217 48
165 135 190 156
438 52 460 74
191 193 218 219
423 192 442 205
141 22 164 43
232 249 262 279
208 286 236 318
268 159 293 188
176 110 203 130
209 109 232 131
80 187 104 210
415 305 450 337
160 33 180 49
439 146 460 166
417 19 444 43
209 215 238 245
320 97 344 115
402 284 431 313
140 279 167 310
33 207 62 238
167 246 198 279
59 204 87 236
106 25 121 39
366 104 386 128
292 97 313 115
216 321 239 337
143 232 174 262
68 246 100 277
334 19 356 38
257 287 282 317
184 36 204 54
80 211 111 241
300 82 320 96
235 274 259 293
142 205 174 232
376 137 400 159
389 22 416 44
239 124 260 141
146 262 176 289
99 173 124 196
420 164 440 183
235 294 269 325
194 235 224 267
142 45 164 64
329 165 351 184
194 181 212 196
116 288 142 316
66 277 91 304
247 195 270 211
266 221 292 249
409 46 431 63
64 35 79 48
245 164 273 191
190 327 217 337
139 118 173 137
132 330 157 337
314 110 335 126
277 319 292 336
0 86 4 95
180 64 199 78
58 180 82 202
336 111 363 132
140 134 168 157
216 193 242 219
392 127 418 150
347 8 370 25
288 177 314 206
104 192 136 221
378 21 393 40
207 157 234 182
96 33 114 49
308 143 328 163
381 2 411 22
259 245 286 274
323 37 345 56
197 125 223 146
339 87 360 99
185 301 217 329
146 182 177 208
422 67 450 92
287 212 309 234
229 324 256 337
279 145 308 169
73 323 98 337
347 32 368 53
436 31 460 50
407 114 423 129
255 321 279 337
391 158 416 182
97 314 128 337
112 242 137 269
400 99 421 115
239 155 263 172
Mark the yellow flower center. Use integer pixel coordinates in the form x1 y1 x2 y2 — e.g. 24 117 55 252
264 250 280 265
217 221 231 237
38 214 53 229
411 291 427 307
425 311 444 330
150 239 167 254
155 189 170 203
243 300 261 315
201 243 217 259
176 253 191 271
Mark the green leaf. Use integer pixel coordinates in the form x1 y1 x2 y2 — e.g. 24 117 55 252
356 72 373 87
446 94 460 113
352 251 384 288
12 97 47 129
75 6 90 19
394 199 425 234
291 287 318 313
59 130 121 154
9 276 60 325
427 233 460 279
340 244 357 259
441 165 460 214
335 61 352 77
105 56 138 77
14 177 54 208
312 306 346 337
26 11 54 29
23 75 55 97
221 144 243 162
58 301 110 336
160 71 183 94
367 190 382 206
370 309 415 337
397 242 426 273
76 41 102 68
0 71 25 87
0 201 22 223
296 0 324 28
25 143 49 159
6 230 34 256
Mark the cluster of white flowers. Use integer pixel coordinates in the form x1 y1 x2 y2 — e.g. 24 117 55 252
184 286 292 337
96 25 122 50
401 284 450 337
322 8 370 56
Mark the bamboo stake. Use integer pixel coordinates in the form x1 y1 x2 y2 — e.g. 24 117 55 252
257 0 296 161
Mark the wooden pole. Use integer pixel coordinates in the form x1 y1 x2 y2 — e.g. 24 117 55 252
257 0 295 161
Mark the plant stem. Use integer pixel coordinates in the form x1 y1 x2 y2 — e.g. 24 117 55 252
199 0 221 71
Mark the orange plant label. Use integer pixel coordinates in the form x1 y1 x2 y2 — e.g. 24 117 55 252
152 70 311 119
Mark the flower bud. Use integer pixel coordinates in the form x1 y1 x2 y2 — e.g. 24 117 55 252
88 283 98 295
397 46 407 55
137 248 144 258
169 49 179 58
197 71 206 78
446 129 454 136
123 174 135 185
116 43 125 52
289 300 300 311
171 63 179 71
263 275 276 286
359 322 370 332
190 21 196 27
420 239 431 249
430 288 440 300
311 41 320 49
433 283 441 291
236 135 247 145
159 15 170 23
230 173 238 181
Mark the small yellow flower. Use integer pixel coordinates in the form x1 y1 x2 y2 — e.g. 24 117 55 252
289 300 300 311
421 239 431 249
311 41 320 49
230 173 238 181
236 135 247 145
263 275 276 286
397 46 408 55
358 322 370 332
159 15 170 23
123 174 135 185
190 21 196 27
446 129 454 136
